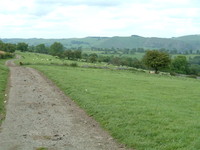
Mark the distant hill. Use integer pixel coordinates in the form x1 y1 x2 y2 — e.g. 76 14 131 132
1 35 200 52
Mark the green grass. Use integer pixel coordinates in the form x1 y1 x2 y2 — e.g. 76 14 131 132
15 52 132 70
15 52 93 66
19 52 200 150
121 52 144 59
0 59 9 124
84 50 145 59
172 54 200 59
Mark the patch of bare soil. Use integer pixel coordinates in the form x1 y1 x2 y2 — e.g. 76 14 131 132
0 60 129 150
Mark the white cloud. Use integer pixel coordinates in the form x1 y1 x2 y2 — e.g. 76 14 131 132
0 0 200 38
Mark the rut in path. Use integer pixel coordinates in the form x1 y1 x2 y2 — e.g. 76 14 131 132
0 60 127 150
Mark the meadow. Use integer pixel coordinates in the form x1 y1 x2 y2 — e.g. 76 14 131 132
16 52 134 70
83 50 145 59
0 59 9 124
172 54 200 59
17 52 200 150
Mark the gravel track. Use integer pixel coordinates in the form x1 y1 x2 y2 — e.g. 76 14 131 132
0 60 128 150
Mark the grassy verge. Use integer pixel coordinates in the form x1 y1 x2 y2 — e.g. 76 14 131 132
0 59 9 124
19 52 200 150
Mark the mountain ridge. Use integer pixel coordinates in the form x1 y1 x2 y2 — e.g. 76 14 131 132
1 34 200 52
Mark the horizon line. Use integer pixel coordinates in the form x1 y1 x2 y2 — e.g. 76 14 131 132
1 34 200 39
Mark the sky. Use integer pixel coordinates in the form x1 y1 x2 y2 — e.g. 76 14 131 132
0 0 200 38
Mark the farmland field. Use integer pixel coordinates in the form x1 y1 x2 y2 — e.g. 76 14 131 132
0 59 9 124
17 52 200 150
83 50 145 59
172 54 200 59
16 52 133 70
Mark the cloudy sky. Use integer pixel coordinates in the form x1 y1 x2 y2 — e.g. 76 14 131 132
0 0 200 38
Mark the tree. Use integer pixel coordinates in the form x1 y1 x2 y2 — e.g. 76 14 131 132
110 57 121 66
35 44 47 54
170 49 178 54
189 64 200 75
137 48 145 53
189 56 200 65
17 42 28 52
49 42 64 56
4 43 16 53
88 53 98 63
143 50 171 73
171 56 190 74
130 48 136 54
74 50 82 59
28 45 35 52
0 41 16 53
0 40 4 50
132 58 144 69
62 50 82 60
171 56 189 74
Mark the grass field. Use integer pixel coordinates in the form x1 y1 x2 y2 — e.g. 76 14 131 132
172 54 200 59
83 50 145 59
0 59 9 124
19 52 200 150
16 52 133 70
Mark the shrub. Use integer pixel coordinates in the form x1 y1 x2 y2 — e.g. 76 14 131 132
187 75 197 79
170 72 177 76
63 63 69 66
0 51 14 59
70 63 78 67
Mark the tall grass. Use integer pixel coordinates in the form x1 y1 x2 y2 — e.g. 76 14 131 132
0 59 9 124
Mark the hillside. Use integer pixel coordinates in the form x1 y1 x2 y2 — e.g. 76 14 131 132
13 52 200 150
1 34 200 52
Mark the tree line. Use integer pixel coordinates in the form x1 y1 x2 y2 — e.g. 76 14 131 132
91 47 200 55
84 51 200 76
0 40 16 58
142 50 200 76
1 40 200 76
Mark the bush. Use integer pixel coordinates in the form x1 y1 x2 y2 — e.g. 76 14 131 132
0 52 14 59
170 72 177 76
70 63 78 67
187 75 197 79
63 63 69 66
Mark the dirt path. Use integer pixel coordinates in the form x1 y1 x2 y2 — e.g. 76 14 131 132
0 60 127 150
